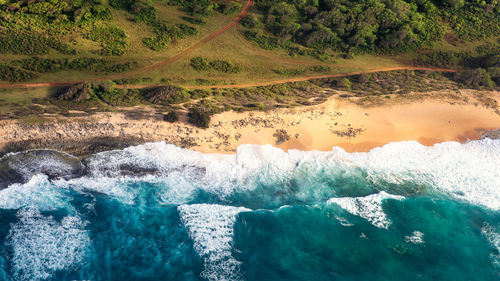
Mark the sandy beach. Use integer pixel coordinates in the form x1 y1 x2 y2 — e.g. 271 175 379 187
0 89 499 155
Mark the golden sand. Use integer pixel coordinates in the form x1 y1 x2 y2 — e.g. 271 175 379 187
0 89 499 154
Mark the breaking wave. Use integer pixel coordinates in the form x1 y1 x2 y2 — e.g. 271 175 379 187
6 209 90 281
0 139 499 280
178 204 250 281
327 192 404 229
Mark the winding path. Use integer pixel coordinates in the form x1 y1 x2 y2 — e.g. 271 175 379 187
0 0 255 89
0 0 457 90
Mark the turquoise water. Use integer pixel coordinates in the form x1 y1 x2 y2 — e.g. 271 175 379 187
0 140 499 281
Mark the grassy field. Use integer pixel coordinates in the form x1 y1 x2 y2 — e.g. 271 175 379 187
1 0 497 87
0 0 498 127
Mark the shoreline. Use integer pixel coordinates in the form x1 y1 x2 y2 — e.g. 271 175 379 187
1 89 499 157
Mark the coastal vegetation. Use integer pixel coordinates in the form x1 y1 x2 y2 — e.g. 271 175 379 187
0 0 498 129
2 68 497 128
190 57 241 73
243 0 499 56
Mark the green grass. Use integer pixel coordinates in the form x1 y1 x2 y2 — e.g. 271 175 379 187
0 0 498 114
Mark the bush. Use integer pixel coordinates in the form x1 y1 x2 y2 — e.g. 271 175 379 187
102 62 136 73
0 31 74 55
145 86 190 105
187 100 221 128
341 78 352 89
110 0 137 11
190 57 241 73
454 68 495 89
57 83 94 102
112 77 153 85
188 106 212 128
164 111 179 122
97 87 144 106
240 15 259 28
209 60 241 73
216 2 241 15
0 64 37 82
135 6 158 24
310 65 331 72
243 31 279 50
88 26 128 56
273 67 306 76
15 57 105 72
487 67 500 86
142 24 198 51
190 57 211 71
413 51 467 67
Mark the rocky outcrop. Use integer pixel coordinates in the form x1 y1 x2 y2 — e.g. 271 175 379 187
479 129 500 140
0 150 85 189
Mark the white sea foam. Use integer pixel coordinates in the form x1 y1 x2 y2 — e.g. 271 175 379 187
6 209 90 281
8 139 495 209
80 139 500 209
60 176 139 205
336 139 500 210
0 175 72 211
178 204 250 281
482 223 500 269
405 231 425 244
327 192 404 229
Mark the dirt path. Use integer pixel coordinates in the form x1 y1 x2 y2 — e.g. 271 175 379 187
0 0 254 89
116 67 457 90
0 0 457 91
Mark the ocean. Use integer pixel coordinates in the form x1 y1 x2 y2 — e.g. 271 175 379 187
0 139 499 281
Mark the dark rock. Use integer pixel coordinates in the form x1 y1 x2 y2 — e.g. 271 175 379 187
479 129 500 140
0 150 85 189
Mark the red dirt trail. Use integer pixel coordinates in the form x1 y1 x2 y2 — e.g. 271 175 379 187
0 0 457 91
0 0 254 89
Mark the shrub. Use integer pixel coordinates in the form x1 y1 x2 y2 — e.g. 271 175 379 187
57 83 94 102
164 111 179 122
88 26 128 56
97 88 144 106
110 0 137 11
135 6 158 24
243 31 279 50
187 100 221 128
188 106 211 128
216 2 241 15
190 57 241 73
487 67 500 86
310 65 331 72
273 68 305 76
142 24 198 51
113 77 152 85
0 64 37 82
240 15 259 28
0 31 74 55
341 78 352 89
145 86 190 105
190 57 211 71
14 57 109 73
102 62 136 73
454 68 495 89
209 60 241 73
413 51 467 67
